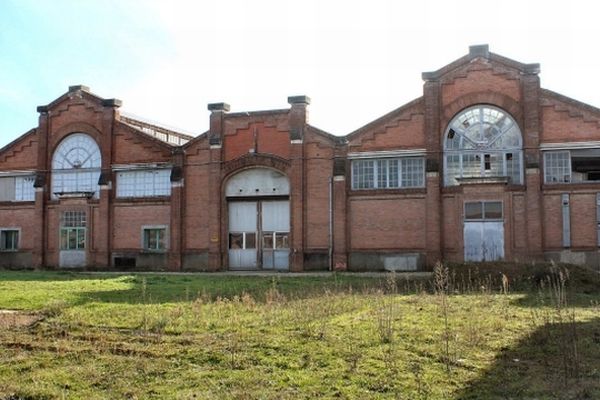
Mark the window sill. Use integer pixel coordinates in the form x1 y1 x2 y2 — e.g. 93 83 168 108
349 187 426 196
0 249 19 253
114 196 171 204
140 249 168 254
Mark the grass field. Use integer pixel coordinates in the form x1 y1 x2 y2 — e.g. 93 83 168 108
0 264 598 399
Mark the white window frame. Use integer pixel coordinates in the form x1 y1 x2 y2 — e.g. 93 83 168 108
141 225 169 252
116 169 172 198
0 228 20 252
60 211 87 251
351 157 425 190
51 133 101 198
443 105 523 186
543 151 571 184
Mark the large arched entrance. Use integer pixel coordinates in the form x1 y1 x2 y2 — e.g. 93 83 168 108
443 105 523 262
225 168 290 270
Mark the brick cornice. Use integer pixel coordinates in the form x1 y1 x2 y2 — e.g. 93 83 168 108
222 153 291 177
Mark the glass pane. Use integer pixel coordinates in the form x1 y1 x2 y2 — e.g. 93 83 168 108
484 202 503 219
262 232 274 250
68 229 77 250
377 160 388 188
77 228 86 250
465 202 483 220
275 233 289 249
229 233 243 249
157 229 165 249
245 232 256 249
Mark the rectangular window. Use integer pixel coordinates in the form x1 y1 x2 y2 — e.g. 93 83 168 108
117 169 171 198
351 157 424 190
464 201 503 221
544 151 571 183
562 194 570 247
0 176 35 201
143 227 167 251
60 211 86 250
0 229 19 251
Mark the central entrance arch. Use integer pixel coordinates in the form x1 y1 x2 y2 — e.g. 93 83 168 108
225 168 290 270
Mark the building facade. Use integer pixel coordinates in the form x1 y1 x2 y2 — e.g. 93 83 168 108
2 45 600 271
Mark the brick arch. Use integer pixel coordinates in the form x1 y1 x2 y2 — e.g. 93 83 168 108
49 122 103 158
221 153 291 179
441 92 523 138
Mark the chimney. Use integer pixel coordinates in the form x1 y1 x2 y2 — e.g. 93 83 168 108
207 102 230 147
287 95 310 142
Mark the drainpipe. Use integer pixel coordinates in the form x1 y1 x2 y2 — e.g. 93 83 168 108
329 175 333 271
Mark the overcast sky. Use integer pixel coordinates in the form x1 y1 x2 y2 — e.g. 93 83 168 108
1 0 600 148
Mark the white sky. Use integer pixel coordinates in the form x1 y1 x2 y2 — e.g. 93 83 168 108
2 0 600 147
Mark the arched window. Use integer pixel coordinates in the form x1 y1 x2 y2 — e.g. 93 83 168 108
52 133 101 197
444 105 523 186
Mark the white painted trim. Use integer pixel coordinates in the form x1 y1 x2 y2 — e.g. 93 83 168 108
540 141 600 150
0 171 36 177
347 149 426 159
210 144 222 149
333 176 345 181
112 163 171 171
141 225 169 252
290 139 303 144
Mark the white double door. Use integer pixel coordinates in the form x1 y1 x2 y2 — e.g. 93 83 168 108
464 221 504 262
228 200 290 270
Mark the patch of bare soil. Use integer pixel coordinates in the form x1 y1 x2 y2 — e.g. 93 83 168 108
0 310 42 329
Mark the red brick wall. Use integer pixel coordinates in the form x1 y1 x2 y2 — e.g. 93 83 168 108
541 103 600 143
112 204 171 250
441 65 521 106
543 194 563 249
0 132 38 170
570 193 597 248
112 124 172 164
224 121 290 161
349 196 426 250
0 206 36 249
304 133 334 249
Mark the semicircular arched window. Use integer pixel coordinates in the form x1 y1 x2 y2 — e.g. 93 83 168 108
443 105 523 186
51 133 101 197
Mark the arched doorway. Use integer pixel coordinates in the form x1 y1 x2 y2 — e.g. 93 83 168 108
225 168 290 270
51 133 101 267
443 105 523 262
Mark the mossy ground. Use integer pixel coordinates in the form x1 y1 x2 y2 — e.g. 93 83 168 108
0 265 598 399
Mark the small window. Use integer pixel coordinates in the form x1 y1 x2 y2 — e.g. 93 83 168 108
229 232 256 249
60 211 86 250
465 201 503 221
0 230 19 251
143 227 167 251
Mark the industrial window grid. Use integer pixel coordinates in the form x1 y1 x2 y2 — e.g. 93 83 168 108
0 229 19 251
116 169 171 198
51 133 101 196
14 176 35 201
543 151 571 183
351 157 425 189
60 211 86 250
443 105 523 186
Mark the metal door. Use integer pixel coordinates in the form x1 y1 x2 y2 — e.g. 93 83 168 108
261 200 290 270
464 221 504 262
228 202 258 269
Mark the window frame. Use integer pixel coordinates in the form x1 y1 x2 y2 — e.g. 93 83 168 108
351 157 425 190
51 133 101 198
141 225 169 252
443 105 523 186
60 211 87 251
0 228 20 252
463 201 504 222
116 168 172 198
543 150 572 184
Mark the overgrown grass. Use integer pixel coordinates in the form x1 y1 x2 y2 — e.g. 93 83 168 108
0 265 598 399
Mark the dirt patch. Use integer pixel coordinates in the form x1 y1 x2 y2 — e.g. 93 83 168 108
0 310 43 329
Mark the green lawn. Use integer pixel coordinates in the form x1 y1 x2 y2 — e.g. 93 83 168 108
0 266 598 399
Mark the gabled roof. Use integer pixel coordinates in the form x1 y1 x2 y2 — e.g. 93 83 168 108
36 85 122 113
0 128 37 157
421 44 540 81
346 96 424 140
541 88 600 118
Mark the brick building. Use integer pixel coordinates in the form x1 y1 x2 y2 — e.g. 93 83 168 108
2 45 600 271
